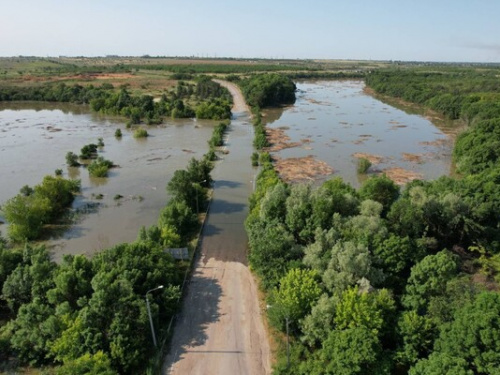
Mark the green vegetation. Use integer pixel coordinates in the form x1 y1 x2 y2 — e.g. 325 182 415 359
65 151 80 167
0 77 233 123
251 152 259 166
243 66 500 374
87 157 114 177
0 110 224 373
133 127 148 138
357 157 371 174
114 128 122 138
240 73 296 108
208 121 229 148
79 143 98 160
0 242 181 374
366 69 500 175
2 176 80 242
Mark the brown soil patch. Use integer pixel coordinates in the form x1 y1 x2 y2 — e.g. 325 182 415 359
383 167 423 185
402 153 424 163
390 124 408 129
274 155 334 183
265 128 302 152
419 138 449 147
352 152 385 164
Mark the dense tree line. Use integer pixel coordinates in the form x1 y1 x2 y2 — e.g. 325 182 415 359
246 172 500 374
0 77 232 123
245 68 500 374
366 69 500 175
126 63 318 74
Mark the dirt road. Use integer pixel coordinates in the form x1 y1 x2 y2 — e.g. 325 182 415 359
214 79 251 114
163 83 271 375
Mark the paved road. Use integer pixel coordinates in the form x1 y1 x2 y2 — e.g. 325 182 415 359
162 84 271 375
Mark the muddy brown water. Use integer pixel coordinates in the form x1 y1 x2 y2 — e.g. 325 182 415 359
0 102 216 259
263 80 455 187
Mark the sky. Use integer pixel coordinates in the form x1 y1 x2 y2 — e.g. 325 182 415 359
0 0 499 62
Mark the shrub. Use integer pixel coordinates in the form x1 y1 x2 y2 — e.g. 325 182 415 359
133 128 148 138
251 152 259 166
88 157 113 178
80 144 98 159
357 158 372 174
65 151 80 167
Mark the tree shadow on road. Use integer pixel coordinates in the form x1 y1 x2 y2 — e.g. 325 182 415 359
201 223 223 238
208 199 246 215
163 273 222 371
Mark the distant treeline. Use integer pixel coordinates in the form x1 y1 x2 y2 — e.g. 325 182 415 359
28 62 318 75
0 76 232 122
366 69 500 174
126 63 318 74
285 71 366 80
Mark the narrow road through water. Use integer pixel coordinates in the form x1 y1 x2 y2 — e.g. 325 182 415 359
162 82 271 375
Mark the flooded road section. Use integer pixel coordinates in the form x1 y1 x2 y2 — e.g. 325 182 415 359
163 84 271 374
0 102 215 258
263 80 454 187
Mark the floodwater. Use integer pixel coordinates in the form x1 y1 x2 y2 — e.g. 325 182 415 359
0 102 216 259
263 80 454 187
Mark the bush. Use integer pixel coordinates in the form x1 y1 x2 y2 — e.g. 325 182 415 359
114 128 122 138
79 144 98 160
87 157 113 178
65 151 80 167
251 152 259 166
133 128 148 138
357 158 372 174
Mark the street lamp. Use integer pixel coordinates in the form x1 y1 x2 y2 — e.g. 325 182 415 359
145 285 164 347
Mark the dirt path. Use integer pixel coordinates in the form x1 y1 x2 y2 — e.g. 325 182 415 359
214 79 251 114
162 85 271 375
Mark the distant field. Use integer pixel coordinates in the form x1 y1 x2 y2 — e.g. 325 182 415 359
0 56 383 96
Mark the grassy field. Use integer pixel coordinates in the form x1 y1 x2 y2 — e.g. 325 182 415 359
0 56 393 96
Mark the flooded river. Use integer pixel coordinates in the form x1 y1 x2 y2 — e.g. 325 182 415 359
0 80 455 258
0 102 215 259
263 80 454 187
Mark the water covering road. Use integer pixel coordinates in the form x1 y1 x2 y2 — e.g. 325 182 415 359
163 82 271 375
